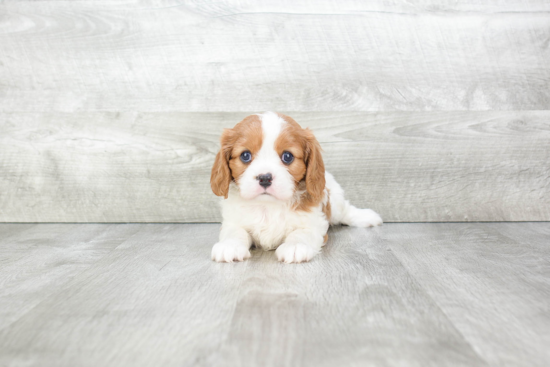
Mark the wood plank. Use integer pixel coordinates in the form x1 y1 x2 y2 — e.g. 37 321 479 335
1 111 548 222
0 223 487 367
0 224 36 243
0 224 143 330
0 224 250 367
207 225 485 367
1 223 549 366
483 222 550 254
1 1 549 111
385 223 550 367
0 224 73 262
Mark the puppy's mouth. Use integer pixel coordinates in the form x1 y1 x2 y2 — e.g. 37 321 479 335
256 190 277 200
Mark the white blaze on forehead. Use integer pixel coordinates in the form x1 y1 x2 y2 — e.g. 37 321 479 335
257 112 286 156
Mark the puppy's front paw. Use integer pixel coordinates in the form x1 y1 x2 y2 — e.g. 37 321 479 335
211 240 251 263
276 243 319 264
349 208 383 227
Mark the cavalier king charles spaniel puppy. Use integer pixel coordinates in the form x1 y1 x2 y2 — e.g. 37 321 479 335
210 112 382 263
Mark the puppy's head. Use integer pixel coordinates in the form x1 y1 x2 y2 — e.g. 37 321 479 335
210 112 325 205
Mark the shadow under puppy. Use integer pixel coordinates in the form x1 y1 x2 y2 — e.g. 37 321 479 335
210 112 382 263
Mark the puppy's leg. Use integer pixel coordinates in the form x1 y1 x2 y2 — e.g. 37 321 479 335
276 229 325 264
211 224 252 263
326 172 383 227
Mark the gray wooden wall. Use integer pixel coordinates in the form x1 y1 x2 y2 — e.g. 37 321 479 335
1 1 549 222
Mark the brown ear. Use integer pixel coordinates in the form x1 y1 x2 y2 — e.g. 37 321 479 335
304 129 325 203
210 129 234 198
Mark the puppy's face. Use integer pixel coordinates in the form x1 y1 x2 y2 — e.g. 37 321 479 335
211 112 325 204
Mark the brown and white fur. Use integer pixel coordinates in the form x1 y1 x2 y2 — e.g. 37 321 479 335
210 112 382 263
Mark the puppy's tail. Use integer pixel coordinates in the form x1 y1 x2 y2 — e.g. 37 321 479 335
325 172 383 227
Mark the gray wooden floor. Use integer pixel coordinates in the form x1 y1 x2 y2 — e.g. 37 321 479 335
0 223 548 367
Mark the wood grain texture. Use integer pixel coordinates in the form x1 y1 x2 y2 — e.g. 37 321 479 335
0 224 249 367
208 226 484 367
1 111 548 222
0 224 36 246
484 222 550 253
1 0 549 111
1 223 549 366
385 223 550 367
0 224 143 330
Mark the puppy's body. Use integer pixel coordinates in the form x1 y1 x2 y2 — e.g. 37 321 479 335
211 112 382 263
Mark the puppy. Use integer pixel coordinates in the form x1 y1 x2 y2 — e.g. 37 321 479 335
210 112 382 263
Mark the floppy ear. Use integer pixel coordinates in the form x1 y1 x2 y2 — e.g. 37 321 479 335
210 129 234 198
304 129 325 203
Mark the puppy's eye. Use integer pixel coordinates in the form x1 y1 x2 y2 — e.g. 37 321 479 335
240 151 252 163
281 151 294 164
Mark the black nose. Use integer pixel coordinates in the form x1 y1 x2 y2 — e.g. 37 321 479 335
258 173 273 188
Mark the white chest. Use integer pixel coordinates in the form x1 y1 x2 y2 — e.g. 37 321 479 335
221 196 326 250
239 201 298 250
